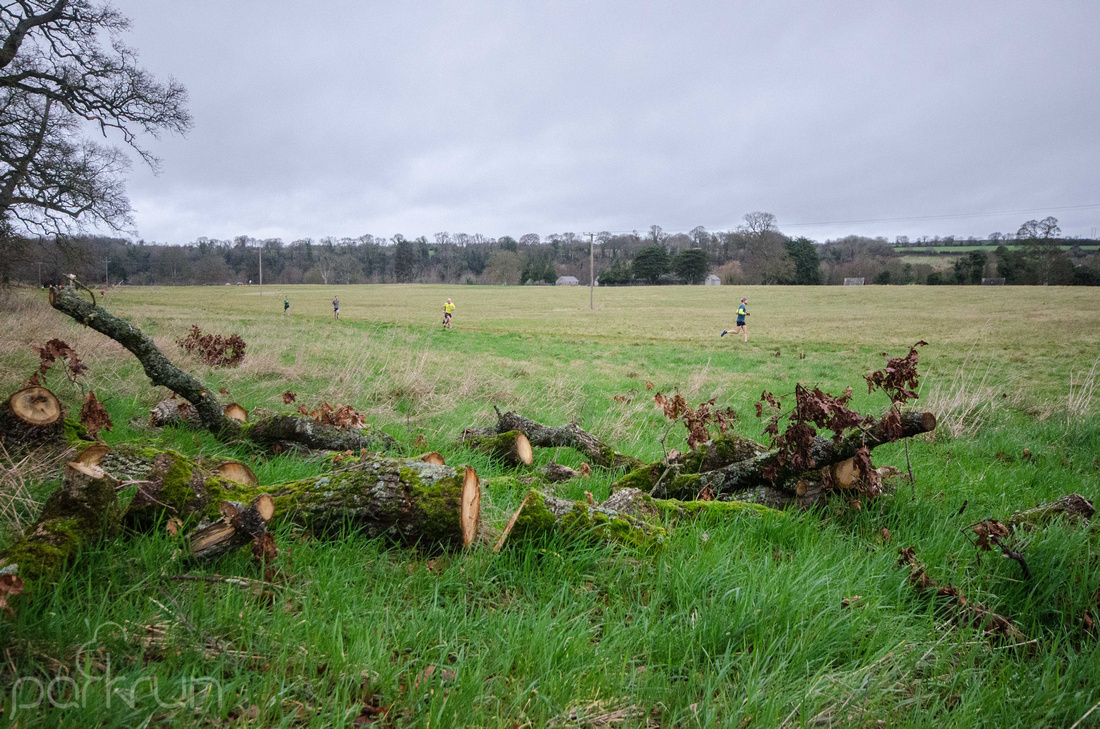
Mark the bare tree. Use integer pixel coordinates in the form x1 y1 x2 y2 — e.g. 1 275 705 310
738 211 792 284
0 0 191 236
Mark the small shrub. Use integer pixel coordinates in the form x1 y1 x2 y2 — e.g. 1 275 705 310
176 325 246 368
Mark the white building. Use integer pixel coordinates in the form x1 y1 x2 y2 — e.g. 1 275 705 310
704 274 721 286
555 276 580 286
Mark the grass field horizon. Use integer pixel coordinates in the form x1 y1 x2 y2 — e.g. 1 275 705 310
1 283 1098 727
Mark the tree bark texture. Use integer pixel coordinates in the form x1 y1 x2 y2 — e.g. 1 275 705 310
50 286 233 434
488 409 643 470
0 463 122 584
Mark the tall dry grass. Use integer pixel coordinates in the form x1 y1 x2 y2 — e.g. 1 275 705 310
1067 357 1100 419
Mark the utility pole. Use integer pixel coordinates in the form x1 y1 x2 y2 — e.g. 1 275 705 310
105 259 110 288
35 262 43 287
589 232 595 310
259 247 263 297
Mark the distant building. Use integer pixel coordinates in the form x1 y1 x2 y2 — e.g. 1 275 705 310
556 276 580 286
843 277 865 286
704 274 721 286
981 278 1006 286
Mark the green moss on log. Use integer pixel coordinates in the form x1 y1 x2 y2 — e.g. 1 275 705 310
508 491 667 550
0 468 122 584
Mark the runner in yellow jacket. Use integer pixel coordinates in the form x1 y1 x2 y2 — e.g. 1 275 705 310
442 298 455 329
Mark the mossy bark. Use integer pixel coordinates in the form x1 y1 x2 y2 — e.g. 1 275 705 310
600 488 784 522
207 456 476 550
1006 494 1094 530
503 490 667 550
0 464 122 584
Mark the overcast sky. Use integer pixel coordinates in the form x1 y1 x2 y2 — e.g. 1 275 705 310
106 1 1100 245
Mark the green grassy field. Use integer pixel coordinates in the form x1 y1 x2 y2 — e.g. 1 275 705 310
1 284 1098 727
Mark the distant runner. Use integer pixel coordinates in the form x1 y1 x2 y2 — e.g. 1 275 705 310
283 296 290 316
442 298 455 329
721 297 749 342
332 295 340 320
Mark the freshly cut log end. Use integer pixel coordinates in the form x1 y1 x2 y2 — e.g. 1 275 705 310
74 443 111 467
1 386 66 452
214 460 258 486
421 452 446 466
461 467 481 547
9 387 62 426
494 492 533 553
224 403 248 423
188 494 275 561
253 493 275 522
461 429 534 466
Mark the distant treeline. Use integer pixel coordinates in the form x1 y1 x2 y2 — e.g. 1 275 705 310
3 215 1098 287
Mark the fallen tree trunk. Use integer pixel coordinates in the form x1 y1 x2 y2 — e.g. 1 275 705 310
210 457 481 549
187 495 275 561
613 432 770 492
485 409 643 470
0 386 66 451
650 411 936 502
460 429 534 466
493 490 666 551
493 486 785 552
95 446 479 548
49 287 392 453
0 462 122 584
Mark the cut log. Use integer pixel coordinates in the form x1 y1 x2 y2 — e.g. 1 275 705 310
49 287 393 454
614 433 770 493
74 443 111 467
461 429 534 466
421 452 446 466
244 409 394 453
599 488 783 522
0 386 65 451
542 462 585 483
0 462 122 583
487 409 643 470
494 490 666 551
187 494 275 561
92 445 480 549
209 456 481 549
224 403 248 423
653 411 936 502
213 461 258 487
150 397 202 428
